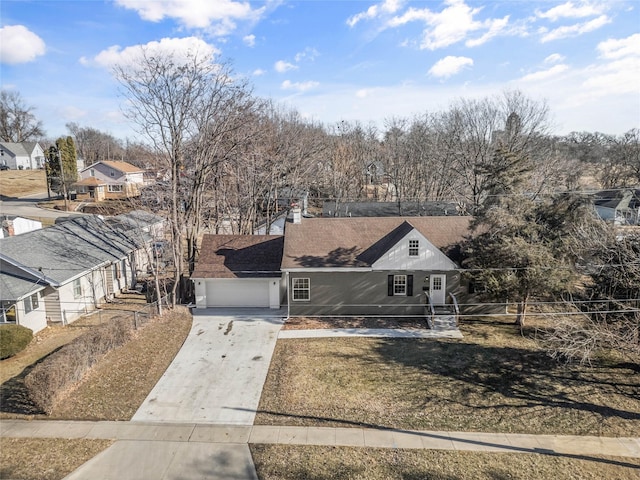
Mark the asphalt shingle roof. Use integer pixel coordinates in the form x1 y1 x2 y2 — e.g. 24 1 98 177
192 235 284 278
281 216 472 269
0 215 144 285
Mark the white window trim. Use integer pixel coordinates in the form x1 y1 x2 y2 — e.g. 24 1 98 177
292 277 310 301
73 279 82 299
108 184 123 192
394 274 407 296
408 239 419 257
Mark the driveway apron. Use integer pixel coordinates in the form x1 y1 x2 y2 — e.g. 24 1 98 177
132 308 285 425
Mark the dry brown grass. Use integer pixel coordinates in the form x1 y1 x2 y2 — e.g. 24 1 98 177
0 170 47 198
0 438 112 480
284 316 428 330
251 445 640 480
256 317 640 436
0 307 192 420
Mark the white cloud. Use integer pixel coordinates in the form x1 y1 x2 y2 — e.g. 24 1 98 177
519 64 569 82
541 14 610 42
536 1 605 21
295 47 320 63
383 0 511 50
274 60 297 73
544 53 566 64
428 56 473 78
356 88 376 98
0 25 46 64
84 37 219 69
281 80 319 92
347 0 404 27
252 68 266 76
243 34 256 47
597 33 640 59
115 0 263 33
466 15 510 47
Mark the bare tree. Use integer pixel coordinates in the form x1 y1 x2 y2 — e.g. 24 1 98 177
114 48 252 301
0 89 45 142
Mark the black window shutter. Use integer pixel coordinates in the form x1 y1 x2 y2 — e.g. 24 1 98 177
407 275 414 296
388 275 394 296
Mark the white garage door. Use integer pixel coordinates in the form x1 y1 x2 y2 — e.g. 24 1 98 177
205 279 270 307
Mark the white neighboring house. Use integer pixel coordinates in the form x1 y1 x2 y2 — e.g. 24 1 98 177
78 160 145 199
0 142 45 170
0 216 42 238
0 214 157 330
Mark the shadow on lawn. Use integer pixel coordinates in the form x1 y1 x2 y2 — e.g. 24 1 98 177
368 338 640 421
0 348 61 416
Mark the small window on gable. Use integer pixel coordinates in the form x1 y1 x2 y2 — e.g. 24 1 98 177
90 169 95 177
110 170 115 177
408 239 419 256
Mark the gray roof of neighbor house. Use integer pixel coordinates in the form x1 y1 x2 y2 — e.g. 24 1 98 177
192 235 284 278
106 210 164 236
0 215 145 286
0 260 46 301
282 216 472 269
322 201 460 218
594 189 640 210
0 142 29 156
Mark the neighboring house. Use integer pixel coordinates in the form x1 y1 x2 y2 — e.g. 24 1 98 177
192 212 473 318
0 142 45 170
0 260 48 333
0 216 42 238
594 189 640 225
0 214 155 329
76 161 145 200
282 215 471 317
323 201 460 218
192 235 284 309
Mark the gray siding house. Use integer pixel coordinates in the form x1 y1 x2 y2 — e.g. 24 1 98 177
0 142 45 170
281 216 472 317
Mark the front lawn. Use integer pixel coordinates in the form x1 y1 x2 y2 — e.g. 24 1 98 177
255 318 639 436
251 445 640 480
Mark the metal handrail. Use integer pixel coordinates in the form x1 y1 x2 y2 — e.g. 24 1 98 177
449 292 460 325
424 293 435 329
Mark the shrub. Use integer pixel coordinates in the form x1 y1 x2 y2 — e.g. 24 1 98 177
24 317 135 413
0 324 33 359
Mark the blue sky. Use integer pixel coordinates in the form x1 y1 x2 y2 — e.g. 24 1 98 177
1 0 639 140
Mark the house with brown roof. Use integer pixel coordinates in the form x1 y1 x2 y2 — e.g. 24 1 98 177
192 213 473 317
76 160 145 200
281 215 471 317
192 235 285 308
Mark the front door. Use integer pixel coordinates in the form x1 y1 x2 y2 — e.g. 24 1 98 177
429 274 446 305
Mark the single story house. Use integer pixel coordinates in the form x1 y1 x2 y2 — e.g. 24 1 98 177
192 235 284 309
0 260 48 333
0 213 157 331
0 142 45 170
323 201 460 218
594 189 640 225
76 160 145 200
192 212 473 318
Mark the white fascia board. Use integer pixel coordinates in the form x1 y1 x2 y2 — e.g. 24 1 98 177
0 253 59 287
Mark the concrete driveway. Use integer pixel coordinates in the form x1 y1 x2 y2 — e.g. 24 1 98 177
132 308 286 425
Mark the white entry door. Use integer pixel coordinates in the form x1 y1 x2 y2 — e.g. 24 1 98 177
429 274 446 305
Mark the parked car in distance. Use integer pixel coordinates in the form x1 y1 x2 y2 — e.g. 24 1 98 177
0 164 10 170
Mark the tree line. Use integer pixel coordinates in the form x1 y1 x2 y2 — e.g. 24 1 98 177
1 49 638 363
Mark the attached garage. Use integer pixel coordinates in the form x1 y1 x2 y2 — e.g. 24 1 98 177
192 234 284 310
204 278 271 307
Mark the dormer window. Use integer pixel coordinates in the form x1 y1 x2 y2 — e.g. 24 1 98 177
409 239 419 256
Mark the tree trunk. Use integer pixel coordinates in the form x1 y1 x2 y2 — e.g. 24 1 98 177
515 296 528 327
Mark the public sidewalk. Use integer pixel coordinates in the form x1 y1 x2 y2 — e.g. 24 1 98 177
2 419 638 458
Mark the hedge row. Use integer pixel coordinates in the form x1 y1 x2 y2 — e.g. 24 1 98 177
0 324 33 360
24 317 135 413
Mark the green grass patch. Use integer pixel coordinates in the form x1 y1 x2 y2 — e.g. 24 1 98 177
0 324 33 360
